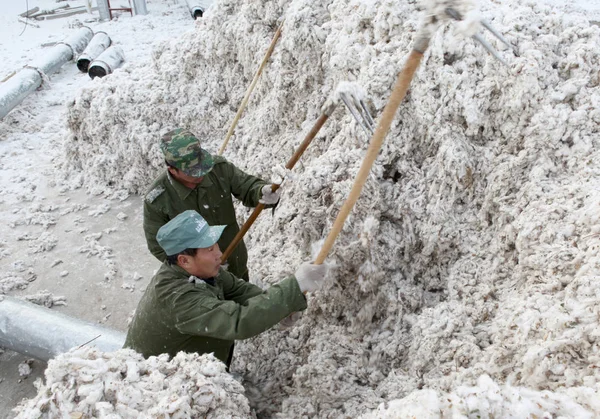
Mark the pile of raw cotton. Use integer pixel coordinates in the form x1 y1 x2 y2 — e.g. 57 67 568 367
61 0 600 416
363 374 598 418
13 347 251 418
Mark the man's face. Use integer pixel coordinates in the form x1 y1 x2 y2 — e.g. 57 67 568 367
168 167 204 187
178 243 222 278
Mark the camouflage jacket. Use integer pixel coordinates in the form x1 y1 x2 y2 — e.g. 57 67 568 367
123 263 307 364
143 156 268 278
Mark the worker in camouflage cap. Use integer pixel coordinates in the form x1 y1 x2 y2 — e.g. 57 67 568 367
125 210 329 368
143 128 281 281
160 128 215 177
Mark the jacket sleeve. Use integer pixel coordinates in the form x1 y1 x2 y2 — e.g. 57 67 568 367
173 277 307 341
220 158 267 208
143 200 169 262
220 270 264 304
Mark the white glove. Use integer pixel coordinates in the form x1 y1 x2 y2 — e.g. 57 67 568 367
294 262 328 293
259 184 280 205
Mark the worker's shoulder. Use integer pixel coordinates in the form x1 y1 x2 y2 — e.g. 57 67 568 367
154 264 201 296
211 155 231 167
144 171 168 204
210 155 248 178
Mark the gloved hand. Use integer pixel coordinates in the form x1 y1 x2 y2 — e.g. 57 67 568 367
294 262 328 293
259 184 280 205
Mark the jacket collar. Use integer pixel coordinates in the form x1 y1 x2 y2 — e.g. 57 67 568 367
166 262 191 279
166 262 217 286
166 171 214 200
189 275 216 286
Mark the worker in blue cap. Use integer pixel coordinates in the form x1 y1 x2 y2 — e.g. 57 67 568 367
125 210 327 368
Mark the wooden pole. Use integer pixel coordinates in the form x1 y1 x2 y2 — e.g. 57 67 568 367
314 50 425 264
218 21 284 155
221 110 333 263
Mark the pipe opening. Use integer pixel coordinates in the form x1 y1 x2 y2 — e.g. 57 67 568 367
77 59 91 73
191 7 204 19
88 64 108 79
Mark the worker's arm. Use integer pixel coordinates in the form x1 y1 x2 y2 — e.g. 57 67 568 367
220 269 264 304
218 157 268 208
173 277 307 341
143 200 169 262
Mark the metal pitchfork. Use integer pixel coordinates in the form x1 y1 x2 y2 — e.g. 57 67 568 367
339 91 376 135
313 6 513 267
220 86 377 264
445 7 515 66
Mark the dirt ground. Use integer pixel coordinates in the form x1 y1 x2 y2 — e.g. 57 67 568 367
0 182 158 415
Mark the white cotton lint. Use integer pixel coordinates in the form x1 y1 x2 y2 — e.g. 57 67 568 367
13 348 251 418
53 0 600 416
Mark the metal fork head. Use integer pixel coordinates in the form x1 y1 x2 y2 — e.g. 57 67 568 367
445 7 513 66
339 92 376 136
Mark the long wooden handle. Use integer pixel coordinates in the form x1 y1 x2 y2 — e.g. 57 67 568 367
218 21 284 155
221 202 267 263
314 50 425 264
221 112 332 263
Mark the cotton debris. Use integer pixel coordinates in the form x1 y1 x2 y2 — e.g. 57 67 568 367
13 347 251 418
60 0 600 416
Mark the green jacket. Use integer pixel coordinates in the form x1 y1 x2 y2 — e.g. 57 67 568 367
143 156 268 278
123 263 307 364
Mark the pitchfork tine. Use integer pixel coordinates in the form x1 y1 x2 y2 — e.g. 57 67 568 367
340 93 375 135
472 33 509 66
445 7 512 66
480 19 511 49
481 19 519 56
359 100 376 132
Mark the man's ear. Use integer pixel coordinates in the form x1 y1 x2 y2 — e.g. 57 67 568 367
167 166 178 176
177 254 190 267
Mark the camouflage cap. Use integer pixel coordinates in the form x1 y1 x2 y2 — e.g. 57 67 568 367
160 128 214 177
157 210 226 256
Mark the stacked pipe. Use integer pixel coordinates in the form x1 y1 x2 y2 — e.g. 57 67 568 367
75 32 126 79
0 26 93 119
77 31 112 73
88 46 126 79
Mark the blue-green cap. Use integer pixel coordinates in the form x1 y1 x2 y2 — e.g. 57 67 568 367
157 210 226 256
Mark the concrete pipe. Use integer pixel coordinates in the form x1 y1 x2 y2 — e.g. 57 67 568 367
0 26 93 120
77 31 112 72
97 0 110 21
88 46 125 79
132 0 148 16
186 0 213 19
0 296 125 361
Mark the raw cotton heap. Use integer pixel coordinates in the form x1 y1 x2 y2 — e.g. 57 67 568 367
363 374 598 418
14 347 251 418
61 0 600 417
